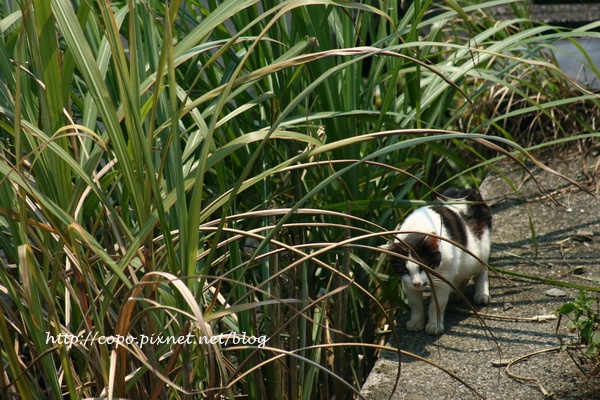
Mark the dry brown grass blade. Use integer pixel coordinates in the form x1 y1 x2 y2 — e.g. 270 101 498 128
113 272 221 397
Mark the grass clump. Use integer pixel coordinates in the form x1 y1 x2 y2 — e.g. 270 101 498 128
557 291 600 376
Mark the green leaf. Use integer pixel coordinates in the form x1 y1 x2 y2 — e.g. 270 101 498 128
558 302 577 315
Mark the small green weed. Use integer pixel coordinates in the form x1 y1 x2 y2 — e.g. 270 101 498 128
557 291 600 370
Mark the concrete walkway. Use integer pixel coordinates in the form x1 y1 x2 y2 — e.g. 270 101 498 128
361 149 600 399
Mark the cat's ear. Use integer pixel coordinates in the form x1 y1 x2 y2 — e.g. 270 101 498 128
423 233 440 250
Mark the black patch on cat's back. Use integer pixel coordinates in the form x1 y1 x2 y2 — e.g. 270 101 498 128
430 205 468 247
440 189 492 240
464 194 492 239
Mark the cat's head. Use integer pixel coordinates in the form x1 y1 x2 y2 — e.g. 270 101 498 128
385 233 441 290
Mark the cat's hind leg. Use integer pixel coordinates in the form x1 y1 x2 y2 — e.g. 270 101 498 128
473 267 490 305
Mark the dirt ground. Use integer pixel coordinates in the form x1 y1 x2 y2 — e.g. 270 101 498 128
361 148 600 400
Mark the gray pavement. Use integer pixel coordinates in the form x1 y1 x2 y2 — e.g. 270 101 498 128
361 149 600 400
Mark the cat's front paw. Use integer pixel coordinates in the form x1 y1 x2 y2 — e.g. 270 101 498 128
425 320 444 335
406 318 425 331
474 293 490 305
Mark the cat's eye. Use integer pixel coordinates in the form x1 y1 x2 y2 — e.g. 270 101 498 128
391 259 408 275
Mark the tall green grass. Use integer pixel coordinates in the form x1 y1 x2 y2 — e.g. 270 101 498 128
0 0 598 398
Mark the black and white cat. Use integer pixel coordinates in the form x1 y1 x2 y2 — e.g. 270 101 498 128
386 188 492 335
